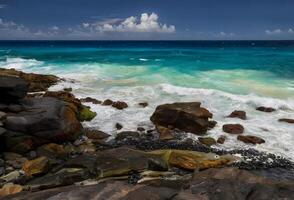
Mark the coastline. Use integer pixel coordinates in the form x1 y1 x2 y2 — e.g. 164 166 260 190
0 68 294 198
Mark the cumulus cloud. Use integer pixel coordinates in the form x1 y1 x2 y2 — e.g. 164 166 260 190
265 29 283 35
288 28 294 33
83 13 175 33
217 31 235 37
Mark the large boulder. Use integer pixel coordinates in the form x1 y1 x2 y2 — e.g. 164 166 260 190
3 97 82 143
0 68 59 92
0 76 29 103
150 102 213 135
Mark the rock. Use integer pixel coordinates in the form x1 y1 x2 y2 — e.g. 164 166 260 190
208 120 217 129
227 110 246 120
0 171 20 182
63 87 72 92
222 124 244 134
116 131 139 140
150 102 213 135
156 125 174 140
217 135 226 144
256 106 276 112
0 127 6 135
112 101 128 110
78 106 97 122
137 127 145 132
64 154 97 174
37 143 67 159
198 137 216 147
115 123 123 130
237 135 265 144
43 91 82 111
0 183 22 197
80 97 101 104
102 99 113 106
5 156 28 169
84 129 110 140
0 76 29 103
4 97 82 142
0 111 7 120
0 68 59 92
139 102 148 107
22 156 50 176
278 118 294 124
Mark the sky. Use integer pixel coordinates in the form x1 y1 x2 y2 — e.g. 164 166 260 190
0 0 294 40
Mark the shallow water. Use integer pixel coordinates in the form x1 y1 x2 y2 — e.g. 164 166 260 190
0 41 293 160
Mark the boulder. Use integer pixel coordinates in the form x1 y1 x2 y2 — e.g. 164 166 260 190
227 110 246 120
112 101 128 110
4 97 82 143
150 102 213 135
278 118 294 124
222 124 244 134
116 131 139 140
0 68 59 92
217 135 226 144
198 137 216 147
80 97 101 104
138 102 148 107
256 106 276 112
115 123 123 130
22 156 50 176
0 76 29 103
102 99 113 106
237 135 265 144
84 129 110 140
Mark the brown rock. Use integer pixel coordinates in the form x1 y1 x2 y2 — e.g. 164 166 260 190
278 118 294 124
150 102 213 135
138 102 149 107
115 123 123 130
84 128 110 140
237 135 265 144
223 124 244 134
0 183 22 198
80 97 102 104
156 125 174 140
37 143 67 159
256 106 276 112
102 99 113 106
227 110 246 120
198 137 216 147
112 101 128 110
116 131 139 140
217 135 227 144
22 156 50 176
208 120 217 129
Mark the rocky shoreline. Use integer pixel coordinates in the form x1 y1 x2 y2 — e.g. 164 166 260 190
0 68 294 199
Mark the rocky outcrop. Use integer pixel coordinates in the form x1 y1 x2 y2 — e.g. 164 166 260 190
0 76 29 103
256 106 276 112
237 135 265 144
0 68 59 92
112 101 128 110
223 124 244 134
227 110 246 120
150 102 213 135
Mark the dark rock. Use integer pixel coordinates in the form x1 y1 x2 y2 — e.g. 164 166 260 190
222 124 244 134
80 97 101 104
237 135 265 144
208 120 217 129
138 102 148 107
0 76 29 103
150 102 213 135
279 118 294 124
102 99 113 106
0 68 59 92
112 101 128 110
116 131 139 140
115 123 123 130
227 110 247 120
63 87 72 92
148 157 169 171
4 97 82 143
0 111 7 120
137 127 145 132
0 127 6 135
64 154 97 175
256 106 276 112
84 128 110 140
198 137 216 147
36 143 67 159
217 135 226 144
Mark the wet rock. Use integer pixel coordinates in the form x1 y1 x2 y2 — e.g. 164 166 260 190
112 101 128 110
0 171 21 183
150 102 213 135
5 156 28 169
0 111 7 120
198 137 216 147
223 124 244 134
0 76 29 103
80 97 101 104
116 131 139 141
22 156 50 176
0 68 59 92
64 154 97 174
227 110 247 120
208 120 217 129
78 106 97 122
4 97 82 142
115 123 123 130
0 127 6 135
36 143 67 159
102 99 113 106
156 125 174 140
63 87 72 92
84 128 110 140
237 135 265 144
0 183 22 198
138 102 148 107
256 106 276 112
137 127 145 132
278 118 294 124
217 135 227 144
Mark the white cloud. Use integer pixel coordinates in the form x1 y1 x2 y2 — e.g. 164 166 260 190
265 29 282 35
51 26 59 31
217 31 235 37
0 4 6 9
83 13 175 33
288 28 294 33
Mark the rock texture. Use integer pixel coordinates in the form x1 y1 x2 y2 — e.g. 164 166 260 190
227 110 246 120
0 76 29 103
223 124 244 134
237 135 265 144
150 102 213 135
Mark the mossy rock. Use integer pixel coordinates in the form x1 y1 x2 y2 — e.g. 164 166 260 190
78 106 97 122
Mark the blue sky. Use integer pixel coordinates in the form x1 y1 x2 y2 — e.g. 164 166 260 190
0 0 293 40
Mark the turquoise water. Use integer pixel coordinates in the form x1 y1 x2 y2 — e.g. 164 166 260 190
0 41 294 159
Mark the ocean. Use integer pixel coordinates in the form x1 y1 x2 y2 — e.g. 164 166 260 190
0 40 293 159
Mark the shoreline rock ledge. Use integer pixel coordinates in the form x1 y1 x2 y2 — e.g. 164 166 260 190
150 102 213 135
